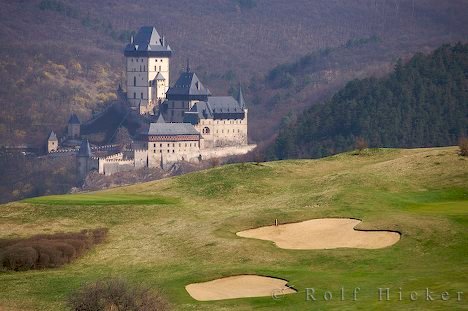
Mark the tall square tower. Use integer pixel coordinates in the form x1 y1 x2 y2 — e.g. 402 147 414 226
124 26 172 115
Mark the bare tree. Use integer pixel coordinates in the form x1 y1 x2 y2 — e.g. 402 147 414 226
355 137 368 153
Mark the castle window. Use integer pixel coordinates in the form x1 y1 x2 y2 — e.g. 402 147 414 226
133 77 136 86
154 143 156 147
143 65 146 71
202 127 210 134
133 92 136 99
179 143 181 147
160 150 162 153
160 144 162 147
173 150 175 153
159 66 162 71
155 66 157 71
141 93 143 99
167 150 170 153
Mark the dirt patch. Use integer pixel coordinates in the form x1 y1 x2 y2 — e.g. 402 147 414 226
237 218 400 249
185 275 296 301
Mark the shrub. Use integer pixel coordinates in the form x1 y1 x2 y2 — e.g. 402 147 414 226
68 278 170 311
0 228 107 271
1 246 38 271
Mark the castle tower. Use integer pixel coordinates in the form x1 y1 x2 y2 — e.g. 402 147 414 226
47 131 58 153
124 26 172 115
76 139 93 179
68 113 81 140
163 67 211 123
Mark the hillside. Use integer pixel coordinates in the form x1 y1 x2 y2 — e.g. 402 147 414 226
1 1 467 145
273 43 468 159
0 147 466 310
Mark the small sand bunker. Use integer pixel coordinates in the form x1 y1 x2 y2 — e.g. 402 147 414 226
237 218 400 249
185 275 296 301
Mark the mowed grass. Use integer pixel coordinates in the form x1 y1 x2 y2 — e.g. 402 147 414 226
0 147 467 310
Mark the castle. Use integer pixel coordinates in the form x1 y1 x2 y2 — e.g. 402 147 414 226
48 26 255 177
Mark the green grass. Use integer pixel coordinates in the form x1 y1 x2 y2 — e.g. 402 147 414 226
0 147 467 310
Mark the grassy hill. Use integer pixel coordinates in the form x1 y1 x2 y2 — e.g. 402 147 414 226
0 146 467 310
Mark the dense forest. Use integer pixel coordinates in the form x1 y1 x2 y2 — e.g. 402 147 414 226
273 43 468 159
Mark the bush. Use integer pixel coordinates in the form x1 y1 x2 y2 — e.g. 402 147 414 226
459 136 468 156
0 228 108 271
0 246 38 271
68 278 170 311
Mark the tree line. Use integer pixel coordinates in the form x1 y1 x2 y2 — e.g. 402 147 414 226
272 43 468 159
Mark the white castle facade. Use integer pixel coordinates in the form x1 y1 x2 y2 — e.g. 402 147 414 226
71 26 255 177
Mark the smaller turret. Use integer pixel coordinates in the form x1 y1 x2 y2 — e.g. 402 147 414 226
77 139 93 179
68 113 81 140
238 84 247 109
47 131 58 153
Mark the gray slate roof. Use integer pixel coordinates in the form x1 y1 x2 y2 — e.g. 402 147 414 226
208 96 244 113
148 122 199 136
68 113 80 124
124 26 172 57
48 131 57 141
166 72 211 97
77 139 93 157
155 72 166 80
238 85 247 108
183 96 245 124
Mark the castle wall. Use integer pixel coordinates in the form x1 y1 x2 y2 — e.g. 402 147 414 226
195 110 248 147
100 159 135 176
134 149 148 168
199 144 256 161
147 139 200 168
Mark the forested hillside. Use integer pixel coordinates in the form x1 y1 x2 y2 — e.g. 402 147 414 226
0 0 467 145
273 43 468 159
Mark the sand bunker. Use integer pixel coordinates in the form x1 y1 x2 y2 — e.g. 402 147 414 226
237 218 400 249
185 275 296 301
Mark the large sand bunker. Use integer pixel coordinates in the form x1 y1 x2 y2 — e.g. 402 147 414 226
237 218 400 249
185 275 296 301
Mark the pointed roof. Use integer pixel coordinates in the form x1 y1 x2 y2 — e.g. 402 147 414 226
155 72 166 81
156 114 166 124
48 131 57 141
124 26 172 57
68 113 80 125
166 72 211 98
77 139 93 157
238 85 246 108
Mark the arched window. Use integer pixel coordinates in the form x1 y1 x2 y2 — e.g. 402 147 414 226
133 76 136 86
202 127 210 134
